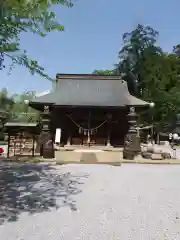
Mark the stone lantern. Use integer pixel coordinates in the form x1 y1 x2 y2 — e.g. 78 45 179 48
38 105 54 158
123 107 141 160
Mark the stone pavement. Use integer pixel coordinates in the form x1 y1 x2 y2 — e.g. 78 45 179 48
1 164 180 239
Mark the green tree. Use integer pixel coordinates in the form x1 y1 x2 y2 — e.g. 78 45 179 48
0 0 73 80
92 69 115 75
11 91 39 122
117 24 162 96
140 52 180 123
0 88 13 112
0 88 13 136
114 24 180 125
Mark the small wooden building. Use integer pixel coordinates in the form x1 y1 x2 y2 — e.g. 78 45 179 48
4 122 40 157
30 74 149 147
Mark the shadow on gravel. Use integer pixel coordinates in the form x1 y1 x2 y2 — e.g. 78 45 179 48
0 162 88 225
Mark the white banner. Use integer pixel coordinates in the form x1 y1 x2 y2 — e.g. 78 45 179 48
55 128 61 143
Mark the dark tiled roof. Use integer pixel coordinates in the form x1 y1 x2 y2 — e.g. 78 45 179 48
31 77 149 107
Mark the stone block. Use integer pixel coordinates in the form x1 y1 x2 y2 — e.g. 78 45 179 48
161 152 171 159
141 151 152 159
141 146 148 152
147 144 154 153
151 153 163 160
80 153 98 163
123 150 135 160
153 147 162 154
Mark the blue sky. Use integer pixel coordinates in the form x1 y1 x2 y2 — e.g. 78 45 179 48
1 0 180 94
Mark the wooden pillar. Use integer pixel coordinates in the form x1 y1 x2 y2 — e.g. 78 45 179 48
7 132 10 158
65 113 73 146
87 130 91 147
66 117 72 146
106 131 111 147
66 133 71 146
87 110 91 147
19 132 23 154
32 134 35 157
106 113 112 147
14 135 16 156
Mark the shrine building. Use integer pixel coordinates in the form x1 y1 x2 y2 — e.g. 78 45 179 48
30 74 149 147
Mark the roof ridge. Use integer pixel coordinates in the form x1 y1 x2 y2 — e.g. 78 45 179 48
56 74 123 80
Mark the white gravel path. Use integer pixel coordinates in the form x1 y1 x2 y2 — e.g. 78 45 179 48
1 163 180 239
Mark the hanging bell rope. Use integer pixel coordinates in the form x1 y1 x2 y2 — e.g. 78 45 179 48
66 114 107 131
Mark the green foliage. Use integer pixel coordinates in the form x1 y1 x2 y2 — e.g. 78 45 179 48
0 88 13 112
116 24 162 96
93 24 180 126
139 52 180 124
92 69 115 75
11 91 40 122
0 0 73 80
0 88 39 122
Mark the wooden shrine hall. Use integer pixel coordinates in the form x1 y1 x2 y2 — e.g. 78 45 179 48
30 74 149 147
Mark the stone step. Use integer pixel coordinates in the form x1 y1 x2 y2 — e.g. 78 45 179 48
55 151 122 163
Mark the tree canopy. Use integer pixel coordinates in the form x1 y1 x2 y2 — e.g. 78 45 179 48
0 89 39 122
93 24 180 126
92 69 115 75
0 0 73 80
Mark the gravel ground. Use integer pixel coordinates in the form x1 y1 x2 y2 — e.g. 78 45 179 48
1 163 180 239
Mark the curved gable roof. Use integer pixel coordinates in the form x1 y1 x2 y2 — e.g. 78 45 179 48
30 75 149 107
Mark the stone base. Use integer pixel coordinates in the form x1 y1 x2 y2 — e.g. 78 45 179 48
141 152 152 159
55 150 121 163
43 148 55 159
80 153 98 163
161 152 171 159
151 153 163 160
123 132 141 160
123 150 135 160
